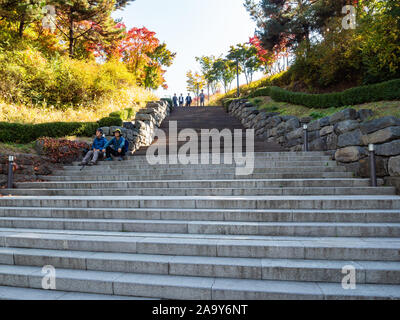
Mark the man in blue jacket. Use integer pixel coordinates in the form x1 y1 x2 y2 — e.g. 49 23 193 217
103 129 126 161
81 128 108 166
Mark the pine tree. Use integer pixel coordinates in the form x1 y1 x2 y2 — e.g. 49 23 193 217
0 0 46 37
52 0 123 57
245 0 349 56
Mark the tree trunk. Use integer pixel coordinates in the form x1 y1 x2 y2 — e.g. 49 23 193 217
18 14 25 38
69 9 74 57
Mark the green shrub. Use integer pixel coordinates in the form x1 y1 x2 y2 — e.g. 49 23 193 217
109 108 135 121
309 111 326 120
125 108 134 119
0 121 97 143
0 108 129 143
264 79 400 108
0 122 35 144
109 110 127 120
97 117 123 128
248 87 271 98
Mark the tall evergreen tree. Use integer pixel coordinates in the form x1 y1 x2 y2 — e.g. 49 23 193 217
244 0 348 56
0 0 46 37
52 0 122 57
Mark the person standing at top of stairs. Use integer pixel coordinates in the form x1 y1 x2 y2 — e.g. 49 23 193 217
199 90 205 107
172 94 178 107
178 94 184 107
185 93 192 107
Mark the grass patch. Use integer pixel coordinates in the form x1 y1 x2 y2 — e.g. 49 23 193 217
0 136 94 155
250 97 400 120
0 142 36 154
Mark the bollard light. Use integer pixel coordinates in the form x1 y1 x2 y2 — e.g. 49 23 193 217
369 144 377 187
368 144 375 152
303 124 309 152
7 155 14 189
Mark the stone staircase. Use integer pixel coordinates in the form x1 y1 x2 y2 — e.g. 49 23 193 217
0 107 399 300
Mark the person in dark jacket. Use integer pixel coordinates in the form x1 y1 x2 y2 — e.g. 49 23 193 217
199 90 205 107
81 128 108 166
185 94 192 107
103 129 126 161
172 94 178 107
178 94 184 107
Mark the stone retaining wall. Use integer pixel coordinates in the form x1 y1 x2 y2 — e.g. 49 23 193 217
101 100 171 154
0 101 171 187
228 99 400 191
0 154 61 187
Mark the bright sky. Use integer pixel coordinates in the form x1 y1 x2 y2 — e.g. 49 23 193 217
114 0 261 98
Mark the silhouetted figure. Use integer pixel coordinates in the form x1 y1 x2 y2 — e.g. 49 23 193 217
178 94 184 107
172 94 178 107
199 90 205 107
186 94 192 107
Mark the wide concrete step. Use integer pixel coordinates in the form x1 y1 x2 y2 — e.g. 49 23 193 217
1 229 399 261
0 196 399 210
16 178 374 190
2 187 395 197
52 167 347 177
72 153 332 165
0 285 152 300
39 172 355 181
65 160 338 170
1 247 399 284
0 217 399 237
1 208 399 223
0 264 399 300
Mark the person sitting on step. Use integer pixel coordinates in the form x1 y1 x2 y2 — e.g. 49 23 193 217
81 128 108 166
103 129 126 162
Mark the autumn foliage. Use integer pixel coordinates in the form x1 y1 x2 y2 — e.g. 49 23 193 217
37 138 89 164
91 25 175 90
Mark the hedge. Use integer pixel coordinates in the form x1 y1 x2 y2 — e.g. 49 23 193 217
248 87 272 98
0 108 130 143
249 79 400 109
97 117 123 128
0 121 98 144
